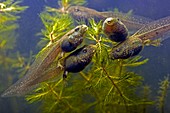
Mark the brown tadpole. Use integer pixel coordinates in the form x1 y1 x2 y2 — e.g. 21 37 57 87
102 17 128 42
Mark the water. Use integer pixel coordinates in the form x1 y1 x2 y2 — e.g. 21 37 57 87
0 0 170 113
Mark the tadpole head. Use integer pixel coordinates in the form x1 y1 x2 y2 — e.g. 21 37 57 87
67 6 88 19
74 24 88 34
104 17 120 26
102 17 120 35
63 44 96 74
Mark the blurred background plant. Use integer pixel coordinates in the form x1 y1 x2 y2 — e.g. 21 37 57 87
0 0 31 113
0 0 28 85
45 0 86 14
156 76 170 113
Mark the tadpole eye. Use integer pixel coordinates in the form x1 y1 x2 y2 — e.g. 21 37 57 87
117 18 120 21
116 48 120 52
75 8 80 12
75 27 80 32
83 48 87 53
107 20 112 24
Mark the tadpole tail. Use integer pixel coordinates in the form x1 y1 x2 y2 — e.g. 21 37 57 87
132 16 170 42
1 66 63 97
1 41 62 97
1 25 87 97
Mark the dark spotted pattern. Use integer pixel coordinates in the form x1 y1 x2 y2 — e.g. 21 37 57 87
61 25 88 52
63 45 96 78
110 37 143 59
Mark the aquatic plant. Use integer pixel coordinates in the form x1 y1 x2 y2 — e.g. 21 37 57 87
25 7 155 112
0 0 28 89
0 0 29 112
45 0 86 13
37 11 74 48
156 76 170 113
1 0 169 113
139 85 153 113
58 0 86 9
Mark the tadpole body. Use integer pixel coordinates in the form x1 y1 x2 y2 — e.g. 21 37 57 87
61 25 88 52
103 17 128 42
110 37 143 59
63 45 96 78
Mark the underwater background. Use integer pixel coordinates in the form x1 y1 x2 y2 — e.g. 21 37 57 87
0 0 170 113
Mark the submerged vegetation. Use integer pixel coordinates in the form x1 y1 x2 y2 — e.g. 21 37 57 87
0 0 169 113
37 11 74 48
0 0 27 90
157 76 170 113
0 0 29 112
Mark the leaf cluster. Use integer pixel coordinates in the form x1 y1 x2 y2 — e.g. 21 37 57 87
58 0 86 10
25 12 154 113
0 0 28 91
156 76 170 113
0 1 27 72
0 0 28 31
37 11 74 48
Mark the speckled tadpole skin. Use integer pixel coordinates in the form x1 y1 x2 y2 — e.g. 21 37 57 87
61 25 88 52
131 16 170 42
63 45 96 78
67 6 152 30
67 6 104 21
110 16 170 60
102 17 128 42
110 37 143 59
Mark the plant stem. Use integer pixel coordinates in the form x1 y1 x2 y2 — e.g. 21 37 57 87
102 66 128 112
